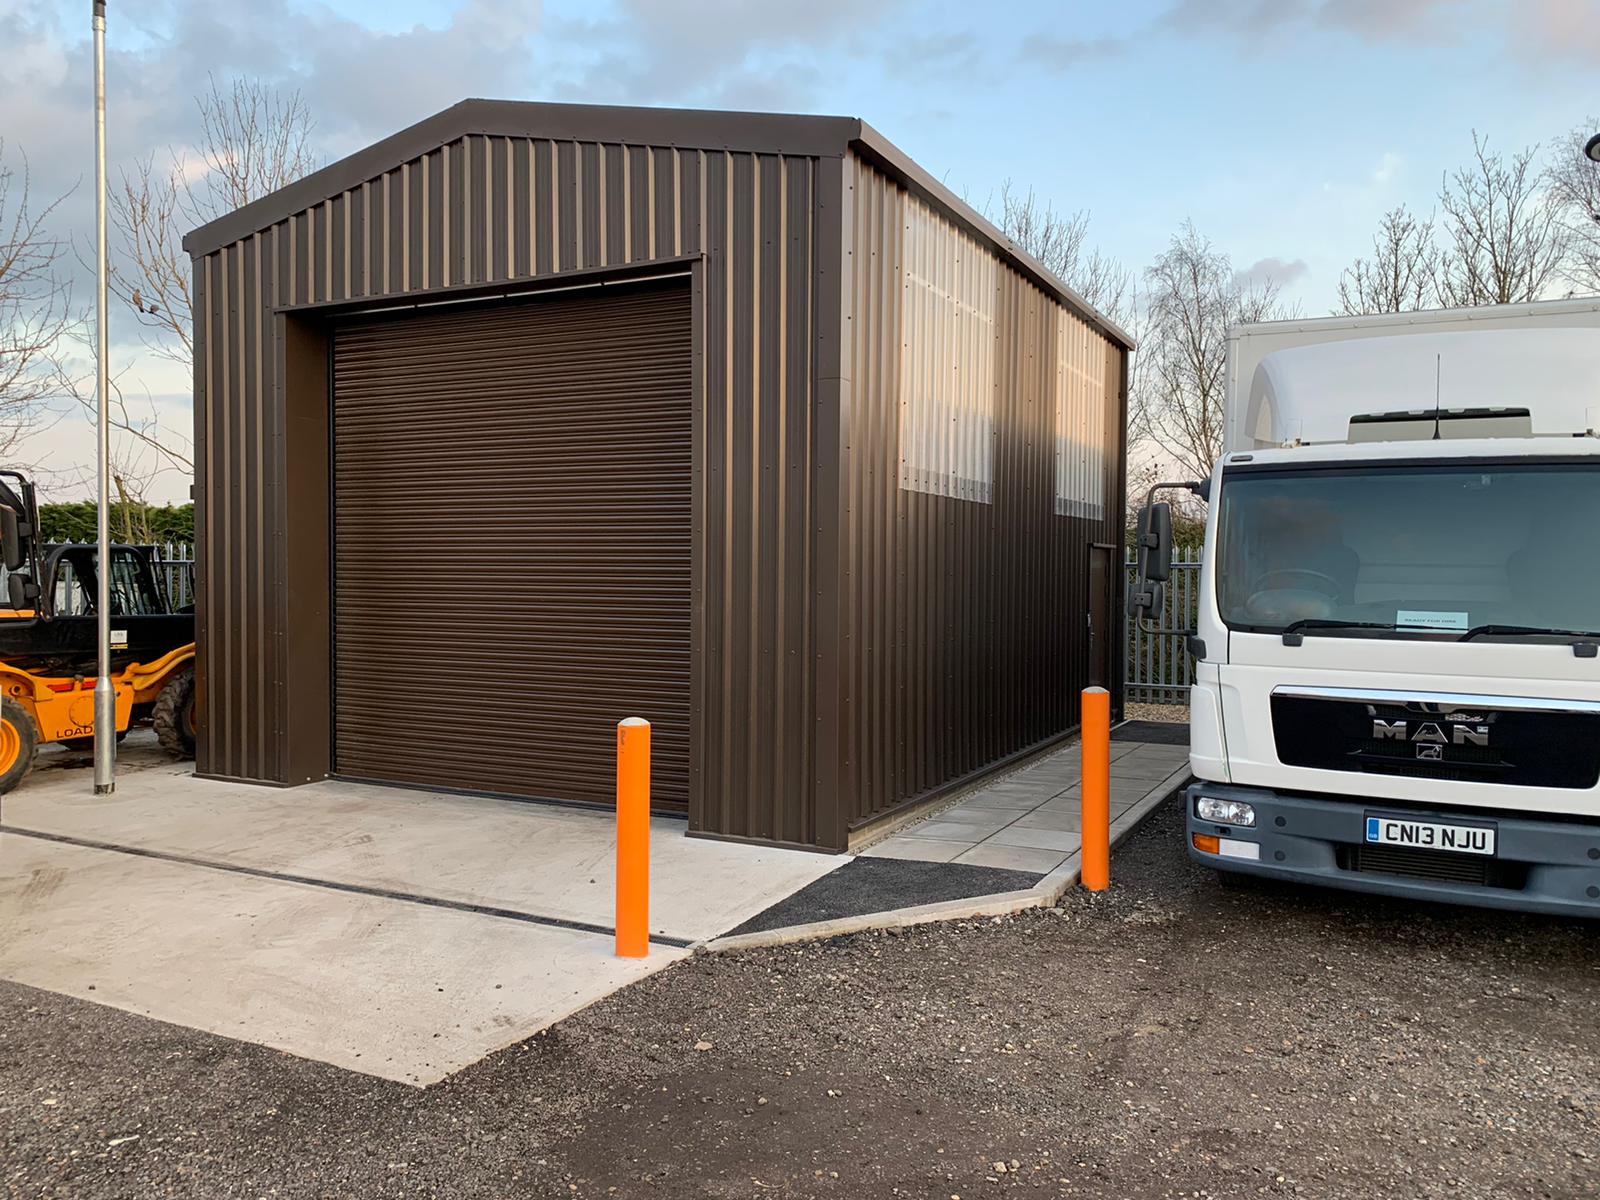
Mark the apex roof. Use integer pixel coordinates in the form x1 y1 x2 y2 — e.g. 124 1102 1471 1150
184 98 1133 350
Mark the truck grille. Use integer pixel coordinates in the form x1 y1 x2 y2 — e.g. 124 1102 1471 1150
1271 694 1600 790
1345 845 1488 885
1337 845 1528 889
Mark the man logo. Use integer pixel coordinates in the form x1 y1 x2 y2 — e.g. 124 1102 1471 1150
1371 719 1490 747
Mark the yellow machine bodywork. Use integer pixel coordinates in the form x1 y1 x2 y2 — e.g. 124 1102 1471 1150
0 643 195 746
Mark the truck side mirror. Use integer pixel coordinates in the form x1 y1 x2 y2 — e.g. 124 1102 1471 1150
1130 578 1165 619
1136 501 1173 584
0 504 22 571
7 572 39 610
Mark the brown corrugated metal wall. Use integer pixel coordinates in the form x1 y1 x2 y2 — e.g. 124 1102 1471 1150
192 127 821 842
837 154 1125 830
330 285 692 806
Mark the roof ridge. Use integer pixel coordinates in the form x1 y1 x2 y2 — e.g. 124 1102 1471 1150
183 101 861 257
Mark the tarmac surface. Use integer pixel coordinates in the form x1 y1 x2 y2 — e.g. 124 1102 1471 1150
726 857 1043 935
4 794 1597 1199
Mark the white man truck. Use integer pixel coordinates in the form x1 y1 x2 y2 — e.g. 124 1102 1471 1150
1132 298 1600 916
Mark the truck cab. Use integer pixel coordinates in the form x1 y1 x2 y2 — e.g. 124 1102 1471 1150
1135 300 1600 916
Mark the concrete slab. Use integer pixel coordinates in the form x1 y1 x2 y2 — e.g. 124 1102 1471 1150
1008 771 1080 790
975 778 1068 800
858 836 970 863
1010 807 1084 832
3 756 843 944
960 792 1051 812
0 735 848 1086
1122 747 1191 766
954 842 1069 873
1102 760 1188 781
1025 794 1087 811
3 730 1190 1083
1113 794 1156 819
906 817 1010 842
0 833 682 1086
985 824 1081 852
933 803 1037 826
1012 758 1083 779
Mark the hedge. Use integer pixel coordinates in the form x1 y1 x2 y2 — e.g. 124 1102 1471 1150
38 502 195 545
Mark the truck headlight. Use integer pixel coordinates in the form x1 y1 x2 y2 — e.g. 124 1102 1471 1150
1196 796 1256 827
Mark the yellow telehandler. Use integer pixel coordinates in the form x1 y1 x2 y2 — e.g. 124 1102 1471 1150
0 470 195 793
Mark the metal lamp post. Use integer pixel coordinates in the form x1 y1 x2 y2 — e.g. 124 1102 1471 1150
1585 133 1600 164
92 0 115 795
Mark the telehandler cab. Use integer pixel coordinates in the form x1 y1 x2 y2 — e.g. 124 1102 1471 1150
0 470 196 793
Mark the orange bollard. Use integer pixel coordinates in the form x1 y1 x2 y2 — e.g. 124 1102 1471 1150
615 717 651 958
1080 687 1111 891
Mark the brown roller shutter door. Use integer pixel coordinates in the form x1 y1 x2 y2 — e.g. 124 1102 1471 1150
331 283 693 809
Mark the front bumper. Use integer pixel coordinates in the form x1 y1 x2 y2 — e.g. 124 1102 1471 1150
1184 783 1600 918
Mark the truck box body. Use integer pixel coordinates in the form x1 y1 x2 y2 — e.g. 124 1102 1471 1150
1179 299 1600 915
1225 299 1600 452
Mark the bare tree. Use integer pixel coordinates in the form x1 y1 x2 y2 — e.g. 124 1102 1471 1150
987 179 1149 450
111 156 195 369
1435 133 1568 307
103 76 316 471
992 180 1135 328
1139 223 1295 481
66 436 165 543
0 144 76 467
1546 118 1600 297
1335 206 1439 315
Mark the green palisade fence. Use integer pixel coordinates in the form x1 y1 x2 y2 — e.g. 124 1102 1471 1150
1124 558 1201 703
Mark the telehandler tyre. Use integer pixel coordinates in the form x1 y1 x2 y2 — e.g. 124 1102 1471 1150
153 667 197 759
0 696 37 794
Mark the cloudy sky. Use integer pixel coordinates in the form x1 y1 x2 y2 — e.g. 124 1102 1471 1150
5 0 1596 501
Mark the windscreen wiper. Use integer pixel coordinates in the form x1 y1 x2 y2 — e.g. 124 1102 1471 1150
1458 623 1600 649
1278 618 1398 646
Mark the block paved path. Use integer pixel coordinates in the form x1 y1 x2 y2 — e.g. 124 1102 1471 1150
862 733 1191 874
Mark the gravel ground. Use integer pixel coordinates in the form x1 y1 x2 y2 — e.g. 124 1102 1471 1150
1123 701 1189 723
4 795 1597 1199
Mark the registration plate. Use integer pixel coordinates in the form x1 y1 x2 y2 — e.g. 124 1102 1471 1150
1365 815 1496 856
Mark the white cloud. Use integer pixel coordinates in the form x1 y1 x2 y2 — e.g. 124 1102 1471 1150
1164 0 1464 42
2 0 552 501
3 0 929 498
1233 256 1310 291
1024 0 1587 70
1505 0 1600 65
537 0 907 107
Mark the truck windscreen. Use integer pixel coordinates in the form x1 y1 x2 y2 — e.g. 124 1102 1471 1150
1215 461 1600 638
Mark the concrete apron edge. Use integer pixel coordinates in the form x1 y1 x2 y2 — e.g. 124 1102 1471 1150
698 766 1194 955
393 954 694 1090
